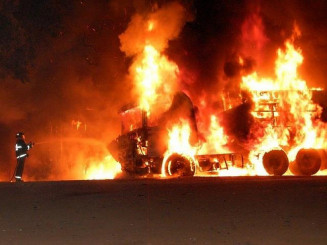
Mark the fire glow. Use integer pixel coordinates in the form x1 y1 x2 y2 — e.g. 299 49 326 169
85 155 121 180
106 16 327 178
241 33 327 176
161 121 197 177
133 44 178 115
82 6 327 180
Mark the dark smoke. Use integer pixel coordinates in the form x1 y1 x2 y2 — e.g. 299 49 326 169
1 0 327 180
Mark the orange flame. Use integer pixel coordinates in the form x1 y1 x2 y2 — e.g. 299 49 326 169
84 155 121 180
241 34 327 175
199 115 229 154
147 20 155 31
161 121 197 176
132 44 178 114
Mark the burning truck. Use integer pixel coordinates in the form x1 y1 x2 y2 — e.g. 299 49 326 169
239 37 327 177
108 88 327 178
108 92 244 177
108 40 327 177
106 2 327 178
108 34 327 178
241 88 327 176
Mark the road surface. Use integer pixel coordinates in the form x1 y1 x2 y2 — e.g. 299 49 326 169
0 176 326 244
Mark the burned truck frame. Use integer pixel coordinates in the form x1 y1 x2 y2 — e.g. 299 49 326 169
109 107 165 176
109 89 327 177
109 92 244 177
250 89 327 176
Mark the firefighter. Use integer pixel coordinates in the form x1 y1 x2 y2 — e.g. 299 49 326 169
14 132 34 182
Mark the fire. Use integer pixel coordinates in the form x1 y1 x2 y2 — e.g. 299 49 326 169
132 44 178 114
119 2 188 118
147 20 155 31
161 121 197 176
239 56 244 66
241 34 327 175
217 164 253 177
167 121 196 155
112 3 327 178
199 115 229 154
241 41 306 92
84 155 121 180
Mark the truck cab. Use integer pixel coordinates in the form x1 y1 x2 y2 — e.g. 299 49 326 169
109 92 198 177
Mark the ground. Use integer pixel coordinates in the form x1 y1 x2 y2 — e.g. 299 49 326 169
0 176 326 244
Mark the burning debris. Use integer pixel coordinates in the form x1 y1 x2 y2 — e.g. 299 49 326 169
240 29 327 176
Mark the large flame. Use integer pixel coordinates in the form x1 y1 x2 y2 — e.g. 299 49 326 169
161 120 197 176
80 3 189 180
241 34 327 175
199 115 229 154
87 4 327 179
131 44 178 115
119 2 189 117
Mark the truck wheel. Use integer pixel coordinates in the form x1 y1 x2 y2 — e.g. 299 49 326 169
198 159 213 171
262 149 289 176
164 153 195 177
290 149 321 176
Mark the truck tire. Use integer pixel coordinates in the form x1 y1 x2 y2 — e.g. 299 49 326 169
164 153 195 177
290 149 321 176
198 158 213 171
262 149 289 176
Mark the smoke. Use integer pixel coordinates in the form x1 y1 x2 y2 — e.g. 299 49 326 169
118 1 193 117
119 1 192 56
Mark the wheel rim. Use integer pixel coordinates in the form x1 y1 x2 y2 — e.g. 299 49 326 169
164 153 195 177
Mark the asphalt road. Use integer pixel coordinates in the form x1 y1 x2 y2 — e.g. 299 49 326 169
0 176 326 244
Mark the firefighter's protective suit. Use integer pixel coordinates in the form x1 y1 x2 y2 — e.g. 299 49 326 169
14 132 33 182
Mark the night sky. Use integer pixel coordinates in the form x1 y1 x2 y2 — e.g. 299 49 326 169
1 0 327 180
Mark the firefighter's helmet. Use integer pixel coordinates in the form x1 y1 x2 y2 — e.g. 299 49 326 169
16 132 24 139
